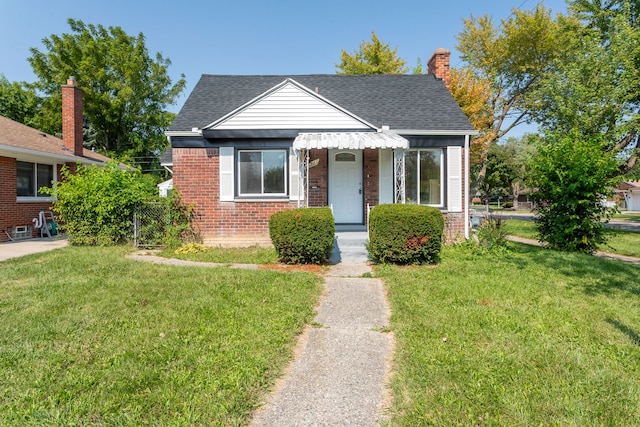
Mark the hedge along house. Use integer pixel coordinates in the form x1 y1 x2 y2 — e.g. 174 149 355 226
166 49 477 246
0 78 110 242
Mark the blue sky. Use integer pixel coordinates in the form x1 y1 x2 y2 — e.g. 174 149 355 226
1 0 568 132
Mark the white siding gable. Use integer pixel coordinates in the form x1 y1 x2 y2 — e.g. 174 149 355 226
211 80 373 131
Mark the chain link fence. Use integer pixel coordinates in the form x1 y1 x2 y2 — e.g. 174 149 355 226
133 202 172 248
134 200 201 248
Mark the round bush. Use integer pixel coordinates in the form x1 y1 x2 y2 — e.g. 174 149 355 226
269 207 335 264
368 204 444 264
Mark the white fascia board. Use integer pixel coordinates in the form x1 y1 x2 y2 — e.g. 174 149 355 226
204 78 377 131
165 130 203 137
389 129 480 136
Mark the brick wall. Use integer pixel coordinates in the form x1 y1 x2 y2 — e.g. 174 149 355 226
0 156 55 242
173 145 469 246
307 149 328 207
173 148 297 246
363 148 379 223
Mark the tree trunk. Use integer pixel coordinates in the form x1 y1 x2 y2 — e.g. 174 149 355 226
470 158 489 199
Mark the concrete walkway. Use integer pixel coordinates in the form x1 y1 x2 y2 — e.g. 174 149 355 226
251 261 393 426
0 237 68 262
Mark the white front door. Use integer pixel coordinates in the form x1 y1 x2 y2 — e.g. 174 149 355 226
329 149 363 223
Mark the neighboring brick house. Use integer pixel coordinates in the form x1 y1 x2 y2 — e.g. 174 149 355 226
0 78 110 242
166 49 477 246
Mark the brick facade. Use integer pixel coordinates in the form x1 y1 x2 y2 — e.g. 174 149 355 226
173 148 297 246
307 149 328 207
1 78 111 243
0 157 70 242
175 145 468 246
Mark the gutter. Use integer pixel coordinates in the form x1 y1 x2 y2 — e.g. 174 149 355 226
0 144 105 166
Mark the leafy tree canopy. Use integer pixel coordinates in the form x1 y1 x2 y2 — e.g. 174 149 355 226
0 74 41 126
453 5 568 193
336 31 409 74
529 0 640 175
28 19 186 161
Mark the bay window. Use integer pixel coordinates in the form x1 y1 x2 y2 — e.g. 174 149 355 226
405 149 443 206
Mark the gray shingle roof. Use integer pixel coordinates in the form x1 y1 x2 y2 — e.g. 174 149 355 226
169 74 475 133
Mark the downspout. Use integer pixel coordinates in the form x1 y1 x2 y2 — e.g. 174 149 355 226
464 134 470 239
305 149 309 208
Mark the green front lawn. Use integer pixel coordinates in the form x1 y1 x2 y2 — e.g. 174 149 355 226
505 219 640 258
0 246 322 426
3 243 640 426
379 243 640 426
614 211 640 222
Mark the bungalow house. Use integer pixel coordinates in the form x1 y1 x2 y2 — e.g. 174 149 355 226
0 78 110 242
166 49 477 246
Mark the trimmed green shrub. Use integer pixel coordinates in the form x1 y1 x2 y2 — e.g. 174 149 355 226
502 201 514 209
269 207 335 264
368 204 444 265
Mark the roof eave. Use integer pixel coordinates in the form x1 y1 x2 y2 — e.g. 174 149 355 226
0 144 105 165
165 130 203 137
389 129 480 136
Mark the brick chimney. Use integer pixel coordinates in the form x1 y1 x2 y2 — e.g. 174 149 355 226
62 76 84 156
428 48 451 89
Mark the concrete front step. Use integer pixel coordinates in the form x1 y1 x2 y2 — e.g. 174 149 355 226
330 231 370 264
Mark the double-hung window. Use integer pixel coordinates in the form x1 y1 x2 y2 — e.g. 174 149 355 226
405 148 443 206
238 149 287 196
16 161 55 198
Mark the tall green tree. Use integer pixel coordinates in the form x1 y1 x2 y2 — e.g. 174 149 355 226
28 18 186 160
0 74 41 126
527 131 619 253
454 5 568 193
476 134 537 206
530 0 640 175
336 31 409 74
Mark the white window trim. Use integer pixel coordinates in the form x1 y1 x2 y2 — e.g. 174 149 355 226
406 148 445 208
16 161 57 201
237 149 288 197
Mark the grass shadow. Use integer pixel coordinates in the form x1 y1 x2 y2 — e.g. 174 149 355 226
505 242 640 298
606 318 640 346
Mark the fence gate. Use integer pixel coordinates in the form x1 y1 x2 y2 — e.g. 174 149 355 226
133 202 171 248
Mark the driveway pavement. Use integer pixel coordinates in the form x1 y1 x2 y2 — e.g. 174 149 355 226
0 237 68 262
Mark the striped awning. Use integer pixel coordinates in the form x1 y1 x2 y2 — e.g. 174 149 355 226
293 132 409 150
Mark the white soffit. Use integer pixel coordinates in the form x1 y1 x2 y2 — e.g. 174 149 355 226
208 79 375 131
293 132 409 150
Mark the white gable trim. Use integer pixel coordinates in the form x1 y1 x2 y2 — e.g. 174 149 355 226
204 78 376 131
